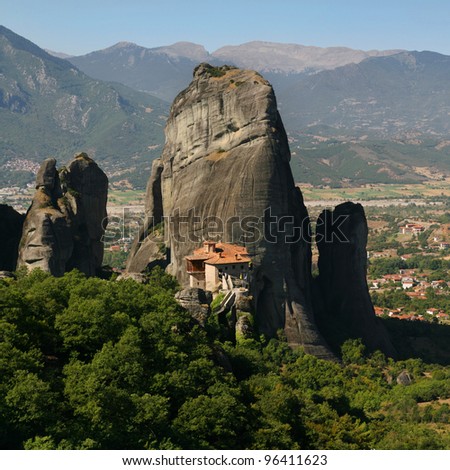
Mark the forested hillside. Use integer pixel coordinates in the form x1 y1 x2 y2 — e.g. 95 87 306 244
0 26 167 189
1 269 450 450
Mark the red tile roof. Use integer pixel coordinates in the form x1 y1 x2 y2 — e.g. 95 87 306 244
186 241 251 266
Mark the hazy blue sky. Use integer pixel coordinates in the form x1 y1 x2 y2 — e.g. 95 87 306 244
2 0 450 55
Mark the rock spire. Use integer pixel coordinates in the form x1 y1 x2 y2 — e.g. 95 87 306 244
127 64 333 358
18 153 108 276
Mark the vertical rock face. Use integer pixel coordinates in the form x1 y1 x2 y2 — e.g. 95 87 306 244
64 155 109 274
17 153 108 276
127 64 333 359
126 159 165 273
315 202 397 357
0 204 25 271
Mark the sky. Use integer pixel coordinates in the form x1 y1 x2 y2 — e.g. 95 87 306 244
1 0 450 56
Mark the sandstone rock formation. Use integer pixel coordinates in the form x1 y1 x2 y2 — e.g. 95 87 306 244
0 271 16 280
396 370 413 386
0 204 24 271
315 202 397 357
235 314 254 339
17 153 108 276
175 287 212 326
127 63 334 359
126 159 165 273
116 272 149 284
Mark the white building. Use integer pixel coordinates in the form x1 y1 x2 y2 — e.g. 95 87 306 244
401 277 415 289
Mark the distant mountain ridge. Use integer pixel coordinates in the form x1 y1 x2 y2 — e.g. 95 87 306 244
45 49 73 59
70 38 450 138
69 41 215 101
152 41 210 61
212 41 403 73
278 50 450 136
69 40 402 102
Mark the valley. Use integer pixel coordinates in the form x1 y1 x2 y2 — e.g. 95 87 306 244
2 20 450 453
301 179 450 202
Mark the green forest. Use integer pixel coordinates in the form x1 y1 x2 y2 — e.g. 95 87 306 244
1 268 450 450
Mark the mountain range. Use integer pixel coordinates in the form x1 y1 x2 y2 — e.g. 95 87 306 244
2 25 450 188
67 41 450 186
69 40 402 102
69 41 212 102
69 40 450 135
0 26 167 189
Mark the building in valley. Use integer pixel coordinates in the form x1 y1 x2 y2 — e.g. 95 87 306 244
399 223 425 235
